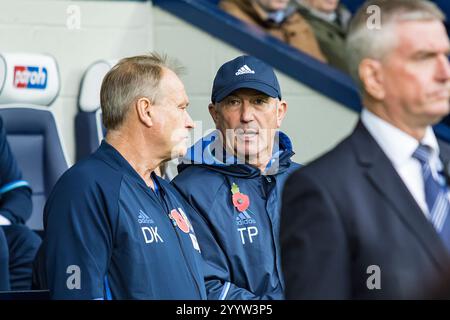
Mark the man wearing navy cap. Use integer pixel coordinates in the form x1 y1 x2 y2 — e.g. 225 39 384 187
172 55 300 299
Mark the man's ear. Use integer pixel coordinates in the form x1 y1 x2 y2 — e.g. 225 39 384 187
208 103 220 128
135 97 153 128
359 58 385 101
276 100 287 128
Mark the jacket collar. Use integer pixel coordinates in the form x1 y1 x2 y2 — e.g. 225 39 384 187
94 140 164 192
178 130 295 177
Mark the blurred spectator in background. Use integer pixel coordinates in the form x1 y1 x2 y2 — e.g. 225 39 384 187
220 0 327 62
294 0 351 72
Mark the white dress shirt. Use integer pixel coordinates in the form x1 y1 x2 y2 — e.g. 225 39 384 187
0 215 11 225
361 108 444 217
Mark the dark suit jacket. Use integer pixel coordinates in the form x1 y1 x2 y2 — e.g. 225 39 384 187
281 121 450 299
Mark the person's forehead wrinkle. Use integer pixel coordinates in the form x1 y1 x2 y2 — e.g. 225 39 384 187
158 72 188 107
229 88 270 96
396 21 449 54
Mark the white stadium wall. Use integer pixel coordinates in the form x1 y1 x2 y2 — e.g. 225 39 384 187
0 0 357 165
0 0 153 164
153 7 358 164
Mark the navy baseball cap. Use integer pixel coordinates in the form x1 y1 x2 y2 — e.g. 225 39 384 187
211 55 282 103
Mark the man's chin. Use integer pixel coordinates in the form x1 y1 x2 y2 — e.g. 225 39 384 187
426 105 450 125
235 148 260 161
169 145 188 160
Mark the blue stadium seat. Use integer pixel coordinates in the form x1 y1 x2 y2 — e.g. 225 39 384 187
76 59 116 162
0 108 70 231
0 53 69 230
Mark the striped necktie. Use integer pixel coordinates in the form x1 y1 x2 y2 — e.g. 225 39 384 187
412 144 450 251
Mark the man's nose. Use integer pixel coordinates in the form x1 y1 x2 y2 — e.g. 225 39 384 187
240 100 254 123
186 111 195 129
436 53 450 82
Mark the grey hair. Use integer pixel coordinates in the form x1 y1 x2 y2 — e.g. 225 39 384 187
100 52 184 130
346 0 445 90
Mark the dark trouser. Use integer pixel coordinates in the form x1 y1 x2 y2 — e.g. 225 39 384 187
1 225 41 290
0 228 9 291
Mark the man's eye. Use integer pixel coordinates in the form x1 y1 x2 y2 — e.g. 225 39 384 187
414 53 436 61
254 99 265 105
229 99 240 105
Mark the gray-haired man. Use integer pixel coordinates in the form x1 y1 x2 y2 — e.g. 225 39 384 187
281 0 450 299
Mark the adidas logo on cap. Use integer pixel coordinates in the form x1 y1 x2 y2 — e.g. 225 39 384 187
235 65 255 76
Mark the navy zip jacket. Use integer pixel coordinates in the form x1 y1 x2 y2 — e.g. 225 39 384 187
33 141 207 300
172 131 300 300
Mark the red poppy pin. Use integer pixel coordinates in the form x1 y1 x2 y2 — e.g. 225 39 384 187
231 183 250 212
170 209 190 233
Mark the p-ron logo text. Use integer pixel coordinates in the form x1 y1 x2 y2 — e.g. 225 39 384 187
13 66 48 89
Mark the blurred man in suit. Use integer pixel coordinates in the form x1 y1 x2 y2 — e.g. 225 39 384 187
281 0 450 299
